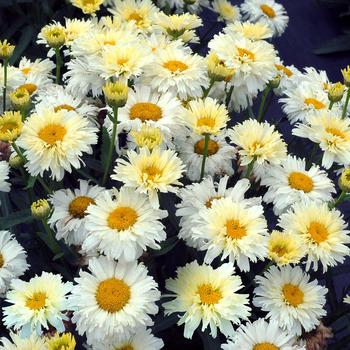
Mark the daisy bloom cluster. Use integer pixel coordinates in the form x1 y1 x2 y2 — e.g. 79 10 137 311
0 0 349 349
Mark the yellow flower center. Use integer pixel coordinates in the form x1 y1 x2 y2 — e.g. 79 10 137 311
117 58 129 66
197 283 222 305
282 283 304 307
271 244 288 257
0 253 4 268
163 60 188 73
21 67 31 75
260 4 276 18
308 221 328 244
19 83 37 95
205 196 222 208
142 165 162 182
25 292 47 310
304 98 326 110
54 104 76 113
196 117 216 129
38 124 67 145
69 196 95 219
225 219 247 240
275 64 293 78
128 12 143 24
0 122 18 134
326 127 345 139
117 346 134 350
194 138 219 156
129 102 162 122
95 278 130 313
107 207 138 231
253 344 279 350
237 47 255 61
288 171 314 193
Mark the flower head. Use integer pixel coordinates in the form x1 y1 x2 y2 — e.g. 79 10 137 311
0 111 23 142
0 40 15 60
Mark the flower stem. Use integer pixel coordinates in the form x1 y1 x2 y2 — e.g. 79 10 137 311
329 190 347 209
55 48 62 84
37 176 53 195
40 218 63 257
225 85 234 107
2 59 8 113
199 133 210 181
257 86 271 122
246 97 255 119
245 157 256 178
203 79 214 98
102 106 118 186
329 101 334 110
342 88 350 119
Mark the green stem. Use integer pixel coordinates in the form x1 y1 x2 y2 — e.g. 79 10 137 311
245 157 256 178
329 101 334 110
2 59 8 113
203 79 214 98
246 97 255 119
199 133 210 181
37 176 53 195
55 48 62 85
257 86 271 122
11 141 25 162
40 219 63 256
225 85 234 107
102 106 118 186
329 190 347 209
342 88 350 119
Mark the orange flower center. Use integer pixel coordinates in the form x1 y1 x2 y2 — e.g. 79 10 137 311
19 83 37 95
326 127 345 139
197 283 222 305
25 292 47 310
163 60 188 73
288 171 314 193
69 196 95 219
260 4 276 18
54 104 76 112
237 47 255 61
38 124 67 145
194 138 219 156
225 219 247 240
282 283 304 307
107 207 138 231
275 64 293 78
308 221 328 244
129 102 162 122
304 98 325 110
253 344 279 350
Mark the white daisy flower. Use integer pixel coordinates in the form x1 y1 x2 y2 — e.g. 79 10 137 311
175 131 236 181
240 0 289 37
69 256 160 344
278 201 350 272
18 57 55 83
260 156 335 215
163 261 251 339
274 60 301 96
0 64 25 109
0 333 46 350
211 0 241 23
64 18 94 46
221 318 305 350
3 272 73 337
83 187 167 261
141 46 209 100
0 230 28 296
0 161 10 194
48 180 104 246
224 21 273 41
192 195 268 271
253 265 327 336
17 109 98 181
293 110 350 168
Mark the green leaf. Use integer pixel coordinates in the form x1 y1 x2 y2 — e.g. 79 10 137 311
25 175 37 189
0 209 33 230
314 34 350 55
10 25 35 64
101 127 111 169
150 236 179 257
53 251 65 261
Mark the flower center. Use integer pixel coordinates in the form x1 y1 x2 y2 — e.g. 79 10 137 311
128 12 143 24
205 196 222 208
68 196 95 219
0 122 18 134
117 58 129 66
194 138 219 156
260 4 276 18
225 219 247 240
196 117 216 129
197 283 222 305
308 221 328 244
237 47 255 61
275 64 293 78
253 344 279 350
54 104 76 112
271 244 288 257
25 291 47 310
304 98 325 110
129 102 162 122
163 60 188 73
0 253 4 268
38 124 67 145
326 127 345 139
95 278 130 313
19 83 37 95
282 283 304 307
288 171 314 193
142 165 162 182
21 67 31 75
107 207 138 231
117 346 134 350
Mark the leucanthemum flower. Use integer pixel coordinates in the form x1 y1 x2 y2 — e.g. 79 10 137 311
229 119 287 170
71 0 104 14
212 0 241 23
224 21 273 41
267 230 305 267
0 333 46 350
0 230 28 296
18 57 55 83
163 261 251 339
221 318 305 350
180 97 229 135
37 22 66 50
253 265 327 336
46 332 76 350
260 156 335 215
83 187 167 261
141 46 209 100
192 195 268 271
175 131 236 181
17 109 98 180
0 111 23 142
64 18 94 46
273 60 301 96
293 111 350 169
48 180 104 246
3 272 73 336
0 64 25 109
112 147 185 207
241 0 289 37
206 52 235 83
278 201 350 272
69 256 160 344
0 161 10 194
117 84 183 133
89 328 164 350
